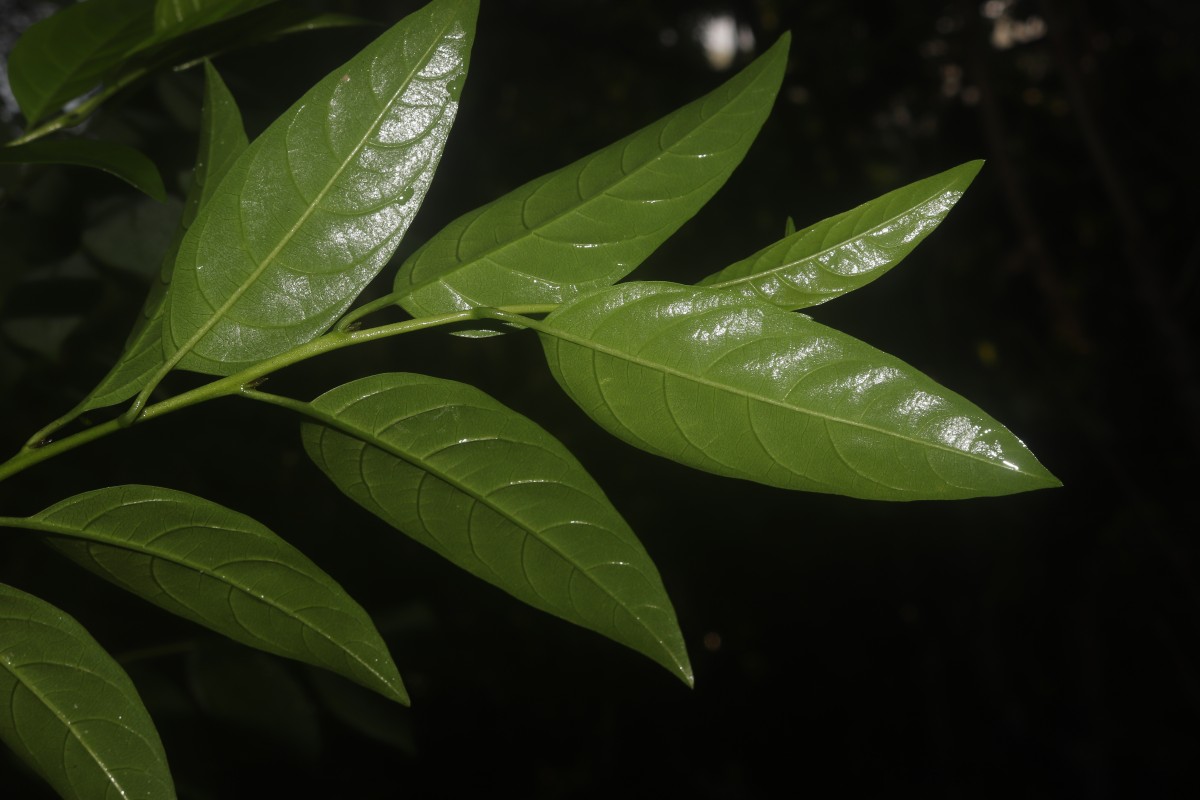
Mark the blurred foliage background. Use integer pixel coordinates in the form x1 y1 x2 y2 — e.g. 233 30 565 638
1 0 1198 797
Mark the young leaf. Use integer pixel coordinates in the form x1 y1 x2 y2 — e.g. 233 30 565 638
32 62 247 437
392 33 790 319
0 485 408 705
152 0 277 42
0 582 176 800
164 0 478 376
0 139 167 201
300 373 693 684
6 0 156 126
697 161 984 309
538 282 1060 501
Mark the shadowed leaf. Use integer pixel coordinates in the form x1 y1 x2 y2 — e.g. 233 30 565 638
0 139 166 201
6 0 155 126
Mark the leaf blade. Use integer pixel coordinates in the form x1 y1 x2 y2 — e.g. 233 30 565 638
697 161 984 308
152 0 277 41
0 582 176 800
165 0 478 375
392 33 790 318
300 373 692 684
7 0 156 126
0 139 166 201
4 486 407 704
538 282 1060 500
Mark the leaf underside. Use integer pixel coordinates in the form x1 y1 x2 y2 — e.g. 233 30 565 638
164 0 479 376
0 582 176 800
301 372 692 684
10 485 408 704
392 32 791 320
698 160 985 309
539 282 1060 501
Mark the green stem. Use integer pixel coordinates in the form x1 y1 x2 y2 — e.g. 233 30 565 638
335 293 404 332
238 387 316 416
1 306 547 484
6 66 149 147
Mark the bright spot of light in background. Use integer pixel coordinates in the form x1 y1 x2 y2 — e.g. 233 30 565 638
981 0 1046 50
694 13 756 71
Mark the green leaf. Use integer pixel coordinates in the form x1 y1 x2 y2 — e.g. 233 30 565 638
149 5 372 68
6 0 156 126
392 33 790 319
697 161 984 309
0 485 408 704
164 0 478 376
0 139 166 201
538 282 1060 500
300 373 692 684
152 0 277 41
0 582 176 800
37 62 247 433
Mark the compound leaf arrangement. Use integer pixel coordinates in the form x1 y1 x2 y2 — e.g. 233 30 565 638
0 1 1059 796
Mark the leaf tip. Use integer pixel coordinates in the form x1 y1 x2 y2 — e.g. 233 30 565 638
384 676 412 707
677 663 696 689
961 158 986 181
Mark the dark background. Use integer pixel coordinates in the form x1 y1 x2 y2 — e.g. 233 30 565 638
2 0 1198 797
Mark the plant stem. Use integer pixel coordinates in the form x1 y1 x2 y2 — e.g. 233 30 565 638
6 67 149 147
0 305 551 484
335 293 405 331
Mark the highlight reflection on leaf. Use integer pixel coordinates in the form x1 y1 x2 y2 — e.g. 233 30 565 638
539 282 1060 500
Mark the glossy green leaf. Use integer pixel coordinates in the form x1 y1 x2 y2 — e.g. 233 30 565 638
0 582 175 800
300 373 692 684
697 161 984 309
538 282 1060 500
42 62 247 430
0 485 408 704
392 33 790 319
0 139 166 201
164 0 478 376
152 0 277 41
6 0 156 126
